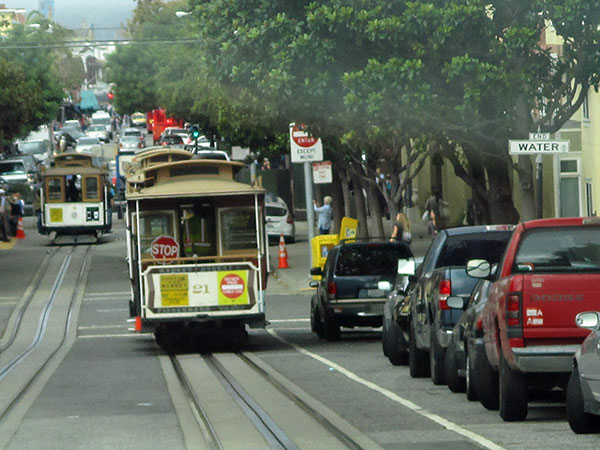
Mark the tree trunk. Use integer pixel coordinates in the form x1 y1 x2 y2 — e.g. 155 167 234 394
339 168 352 217
518 155 536 220
367 181 385 239
351 172 369 238
331 167 344 233
484 156 520 224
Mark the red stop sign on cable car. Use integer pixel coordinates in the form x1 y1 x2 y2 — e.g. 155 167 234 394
291 124 318 148
151 236 179 262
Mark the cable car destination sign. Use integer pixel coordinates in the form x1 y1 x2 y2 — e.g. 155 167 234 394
509 133 569 155
290 123 323 163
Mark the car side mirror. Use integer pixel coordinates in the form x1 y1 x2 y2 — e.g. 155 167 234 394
378 281 392 292
575 311 600 330
310 267 323 276
397 258 416 276
446 296 464 309
309 280 319 288
466 259 491 278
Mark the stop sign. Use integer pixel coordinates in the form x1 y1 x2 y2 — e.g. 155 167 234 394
291 124 318 148
151 236 179 262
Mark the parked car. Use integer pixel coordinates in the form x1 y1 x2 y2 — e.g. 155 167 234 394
444 276 494 399
567 311 600 434
0 155 39 215
121 127 145 144
473 217 600 421
161 127 189 139
131 112 146 128
75 136 103 154
63 119 82 131
384 225 514 385
86 124 111 143
266 198 295 243
16 139 51 164
309 240 414 340
193 150 230 160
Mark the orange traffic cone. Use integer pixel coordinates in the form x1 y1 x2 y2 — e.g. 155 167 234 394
16 217 26 239
278 234 289 269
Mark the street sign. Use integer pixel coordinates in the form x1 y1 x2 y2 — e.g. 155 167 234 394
529 132 550 140
290 123 323 163
509 140 569 155
151 236 179 262
312 161 332 184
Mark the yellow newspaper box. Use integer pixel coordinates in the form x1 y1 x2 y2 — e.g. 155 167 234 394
311 234 339 280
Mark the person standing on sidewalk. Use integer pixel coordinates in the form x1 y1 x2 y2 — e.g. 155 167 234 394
390 212 412 244
313 196 333 235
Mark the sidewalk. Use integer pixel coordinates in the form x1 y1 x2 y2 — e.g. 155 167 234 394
268 217 434 295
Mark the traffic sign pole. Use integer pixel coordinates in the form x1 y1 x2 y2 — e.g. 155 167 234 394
304 161 314 268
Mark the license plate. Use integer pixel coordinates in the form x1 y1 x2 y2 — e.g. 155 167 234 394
367 289 383 298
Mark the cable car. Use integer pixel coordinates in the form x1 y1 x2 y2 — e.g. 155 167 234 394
125 148 268 350
40 152 111 244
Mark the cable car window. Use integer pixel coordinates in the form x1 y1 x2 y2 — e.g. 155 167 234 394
181 206 216 257
46 177 64 202
219 207 258 253
66 175 82 202
83 176 99 201
138 211 176 257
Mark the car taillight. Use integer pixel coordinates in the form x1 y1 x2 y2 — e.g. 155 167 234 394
119 143 123 148
327 281 336 296
506 294 521 327
287 215 294 225
439 279 451 310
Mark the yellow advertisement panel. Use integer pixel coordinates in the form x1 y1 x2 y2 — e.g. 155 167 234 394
50 208 63 223
160 274 189 306
217 270 249 305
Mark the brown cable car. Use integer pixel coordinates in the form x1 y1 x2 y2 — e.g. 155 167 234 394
40 152 111 244
125 148 268 350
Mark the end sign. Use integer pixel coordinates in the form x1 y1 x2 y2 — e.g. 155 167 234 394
290 123 323 163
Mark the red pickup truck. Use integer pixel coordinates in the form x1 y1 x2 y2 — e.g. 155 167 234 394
470 217 600 421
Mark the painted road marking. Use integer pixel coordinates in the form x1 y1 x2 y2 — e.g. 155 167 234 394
78 325 127 330
78 333 152 339
85 292 130 296
269 319 310 323
267 329 504 450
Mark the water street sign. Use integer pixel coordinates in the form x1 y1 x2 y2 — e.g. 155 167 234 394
290 123 323 163
509 140 569 155
529 132 550 140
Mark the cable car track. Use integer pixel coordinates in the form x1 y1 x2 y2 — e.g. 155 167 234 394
0 245 92 427
169 352 366 450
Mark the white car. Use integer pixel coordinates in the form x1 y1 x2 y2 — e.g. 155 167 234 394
86 124 110 143
266 197 295 243
75 136 103 154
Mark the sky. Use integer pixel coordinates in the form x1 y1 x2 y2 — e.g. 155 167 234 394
3 0 136 38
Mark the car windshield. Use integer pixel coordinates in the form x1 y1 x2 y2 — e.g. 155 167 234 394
514 227 600 273
123 129 140 136
92 117 111 125
336 244 413 276
0 162 26 175
19 141 47 154
77 137 100 145
436 232 512 268
121 136 139 143
88 125 105 131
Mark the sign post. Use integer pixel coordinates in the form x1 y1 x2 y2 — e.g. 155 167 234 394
290 123 324 268
509 135 569 219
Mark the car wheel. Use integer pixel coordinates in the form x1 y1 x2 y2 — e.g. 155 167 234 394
445 340 465 393
473 343 499 410
323 313 340 341
465 350 478 401
385 319 408 365
567 367 600 433
430 327 446 385
310 298 324 338
409 320 430 378
499 354 528 421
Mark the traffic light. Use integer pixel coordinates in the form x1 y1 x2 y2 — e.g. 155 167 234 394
107 92 114 101
190 124 200 139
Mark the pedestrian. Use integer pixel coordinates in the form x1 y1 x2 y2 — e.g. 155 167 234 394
0 189 11 241
424 191 440 236
9 193 23 236
105 181 115 232
313 196 333 235
390 212 412 244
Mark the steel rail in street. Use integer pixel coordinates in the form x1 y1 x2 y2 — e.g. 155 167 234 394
0 245 92 425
